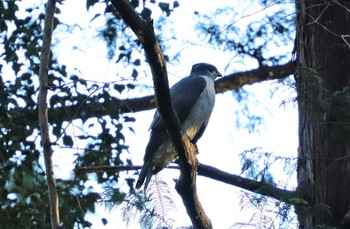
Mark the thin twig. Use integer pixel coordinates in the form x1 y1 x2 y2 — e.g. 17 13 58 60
38 0 59 228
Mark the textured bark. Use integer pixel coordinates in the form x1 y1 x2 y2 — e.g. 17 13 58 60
110 0 212 227
215 61 295 93
38 0 59 228
295 0 350 228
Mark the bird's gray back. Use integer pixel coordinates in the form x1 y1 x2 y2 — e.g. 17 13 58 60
149 76 207 130
136 63 221 190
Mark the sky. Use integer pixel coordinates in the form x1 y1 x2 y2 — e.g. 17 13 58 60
48 0 298 228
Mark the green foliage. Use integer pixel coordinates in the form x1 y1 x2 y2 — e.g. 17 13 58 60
0 0 300 227
296 67 350 143
89 0 179 78
0 1 50 226
237 148 298 228
232 191 298 228
328 86 350 142
120 176 177 228
193 1 296 134
0 0 135 227
273 76 298 109
295 66 331 114
240 147 297 185
194 0 295 69
1 0 182 226
232 88 265 133
296 202 333 225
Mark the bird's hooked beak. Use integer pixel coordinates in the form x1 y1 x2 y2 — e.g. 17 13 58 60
213 70 222 79
207 70 222 79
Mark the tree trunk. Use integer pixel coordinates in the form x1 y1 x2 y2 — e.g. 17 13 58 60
295 0 350 228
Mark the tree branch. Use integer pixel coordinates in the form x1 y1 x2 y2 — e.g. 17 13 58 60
38 0 59 228
215 61 295 93
109 0 212 227
197 163 297 204
61 61 295 115
74 165 143 176
74 163 299 204
9 61 295 124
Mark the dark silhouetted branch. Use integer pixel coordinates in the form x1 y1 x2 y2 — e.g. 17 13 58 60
9 61 295 124
38 0 60 228
215 61 295 93
110 0 212 228
75 163 299 204
74 165 143 176
197 163 297 204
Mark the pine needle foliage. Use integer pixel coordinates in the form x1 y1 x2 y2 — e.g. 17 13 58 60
240 147 297 186
231 191 298 229
236 147 299 228
121 175 177 228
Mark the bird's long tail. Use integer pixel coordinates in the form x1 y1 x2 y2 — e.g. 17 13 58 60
136 161 152 191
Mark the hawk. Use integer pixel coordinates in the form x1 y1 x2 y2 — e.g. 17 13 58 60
136 63 222 190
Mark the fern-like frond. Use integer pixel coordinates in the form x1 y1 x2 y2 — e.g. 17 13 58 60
239 147 297 188
120 175 177 228
120 190 147 227
230 221 259 229
99 187 127 210
234 190 298 228
146 175 177 228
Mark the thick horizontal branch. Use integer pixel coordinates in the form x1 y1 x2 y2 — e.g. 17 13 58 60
9 61 295 123
82 61 296 114
65 61 296 115
74 165 142 176
197 163 297 204
75 163 299 204
215 61 295 93
114 61 296 113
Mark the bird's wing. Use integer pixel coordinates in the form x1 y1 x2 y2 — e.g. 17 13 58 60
137 75 211 190
149 76 207 130
191 123 207 144
143 128 168 161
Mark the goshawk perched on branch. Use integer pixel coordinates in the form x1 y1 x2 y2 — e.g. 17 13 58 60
136 63 222 191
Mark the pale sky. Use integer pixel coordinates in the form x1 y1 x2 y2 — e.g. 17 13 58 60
50 0 298 228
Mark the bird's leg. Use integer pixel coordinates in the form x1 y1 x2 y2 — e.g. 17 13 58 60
186 134 199 155
193 143 199 155
190 123 207 145
174 135 199 165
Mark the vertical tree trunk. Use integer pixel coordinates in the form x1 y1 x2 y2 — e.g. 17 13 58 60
39 0 59 228
295 0 350 228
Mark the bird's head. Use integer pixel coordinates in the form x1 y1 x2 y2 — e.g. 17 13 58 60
190 63 222 80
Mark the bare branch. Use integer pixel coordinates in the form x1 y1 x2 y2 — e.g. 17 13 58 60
74 165 143 176
9 61 295 125
74 163 299 204
38 0 59 228
215 61 295 93
109 0 212 227
197 163 297 204
61 61 296 115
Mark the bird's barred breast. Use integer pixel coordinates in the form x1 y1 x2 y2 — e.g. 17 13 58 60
183 76 216 138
